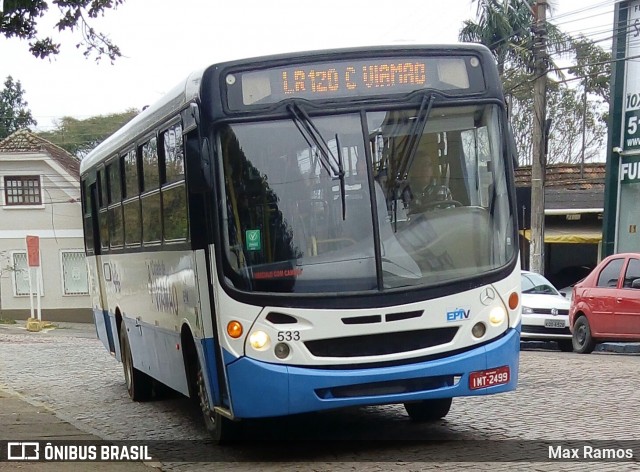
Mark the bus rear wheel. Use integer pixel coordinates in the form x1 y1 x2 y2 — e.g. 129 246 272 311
404 398 452 421
195 361 238 443
119 323 152 401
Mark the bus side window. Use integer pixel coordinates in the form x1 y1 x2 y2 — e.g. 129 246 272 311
141 194 162 244
97 168 110 252
81 178 95 253
161 123 188 242
107 158 124 248
185 129 212 193
123 149 140 198
142 137 160 192
140 138 162 245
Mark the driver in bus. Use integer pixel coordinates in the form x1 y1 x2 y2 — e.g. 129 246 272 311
411 154 455 210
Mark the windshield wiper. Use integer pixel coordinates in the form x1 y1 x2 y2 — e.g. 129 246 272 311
287 102 346 219
395 93 436 183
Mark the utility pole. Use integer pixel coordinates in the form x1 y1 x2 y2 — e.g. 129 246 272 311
529 0 548 275
580 76 588 179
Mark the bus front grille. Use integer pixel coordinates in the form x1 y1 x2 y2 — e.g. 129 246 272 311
304 327 458 358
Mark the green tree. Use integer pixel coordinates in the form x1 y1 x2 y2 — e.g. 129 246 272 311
569 35 611 105
37 108 138 157
0 0 125 61
507 73 606 166
460 2 610 165
0 75 37 139
459 0 570 75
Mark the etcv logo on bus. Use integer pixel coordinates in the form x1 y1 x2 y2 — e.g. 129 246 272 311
446 308 471 322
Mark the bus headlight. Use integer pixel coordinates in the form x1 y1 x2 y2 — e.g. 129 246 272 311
489 306 507 326
249 330 270 350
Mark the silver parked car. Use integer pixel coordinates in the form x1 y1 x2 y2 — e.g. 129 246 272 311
520 271 573 352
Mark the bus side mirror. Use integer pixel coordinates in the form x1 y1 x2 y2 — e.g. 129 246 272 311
185 132 213 193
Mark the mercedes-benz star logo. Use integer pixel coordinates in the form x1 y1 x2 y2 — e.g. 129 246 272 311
480 287 496 305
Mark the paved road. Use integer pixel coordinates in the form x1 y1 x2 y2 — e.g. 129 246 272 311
1 322 639 471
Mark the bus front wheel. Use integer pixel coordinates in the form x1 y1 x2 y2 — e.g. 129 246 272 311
195 361 238 443
404 398 452 421
119 323 152 401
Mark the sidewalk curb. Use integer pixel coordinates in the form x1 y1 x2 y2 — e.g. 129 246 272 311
521 340 640 353
0 385 161 470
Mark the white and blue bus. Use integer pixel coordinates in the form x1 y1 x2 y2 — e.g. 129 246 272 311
80 44 521 441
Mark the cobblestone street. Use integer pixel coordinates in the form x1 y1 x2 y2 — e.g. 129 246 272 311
1 322 639 471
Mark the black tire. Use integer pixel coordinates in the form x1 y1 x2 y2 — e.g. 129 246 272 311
572 316 596 354
119 322 152 401
404 398 452 421
195 359 238 443
557 339 574 352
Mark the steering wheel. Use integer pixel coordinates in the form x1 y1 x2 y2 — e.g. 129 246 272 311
420 199 463 209
407 199 463 214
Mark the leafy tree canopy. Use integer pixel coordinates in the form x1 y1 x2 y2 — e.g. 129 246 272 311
37 108 138 157
0 0 124 61
460 0 611 165
459 0 571 76
0 75 37 139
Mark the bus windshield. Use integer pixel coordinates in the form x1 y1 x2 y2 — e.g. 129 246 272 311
219 103 515 294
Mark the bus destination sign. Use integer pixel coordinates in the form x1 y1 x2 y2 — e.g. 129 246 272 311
225 56 485 109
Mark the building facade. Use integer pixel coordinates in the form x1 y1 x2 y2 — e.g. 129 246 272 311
516 163 605 289
0 130 91 322
603 0 640 256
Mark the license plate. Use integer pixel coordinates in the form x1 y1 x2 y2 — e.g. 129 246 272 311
469 366 510 390
544 319 566 328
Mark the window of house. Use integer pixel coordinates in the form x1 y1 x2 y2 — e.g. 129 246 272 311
4 176 42 206
12 252 43 296
61 251 89 295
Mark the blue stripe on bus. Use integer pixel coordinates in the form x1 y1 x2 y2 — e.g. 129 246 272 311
224 328 520 418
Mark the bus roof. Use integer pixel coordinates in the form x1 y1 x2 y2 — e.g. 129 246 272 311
80 68 204 174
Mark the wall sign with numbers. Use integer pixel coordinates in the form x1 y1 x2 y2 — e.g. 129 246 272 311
622 1 640 153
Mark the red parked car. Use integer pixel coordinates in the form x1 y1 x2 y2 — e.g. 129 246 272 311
569 253 640 354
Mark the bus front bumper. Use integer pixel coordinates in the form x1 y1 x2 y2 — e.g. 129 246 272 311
223 328 519 418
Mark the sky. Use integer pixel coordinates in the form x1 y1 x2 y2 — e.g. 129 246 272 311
0 0 620 133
